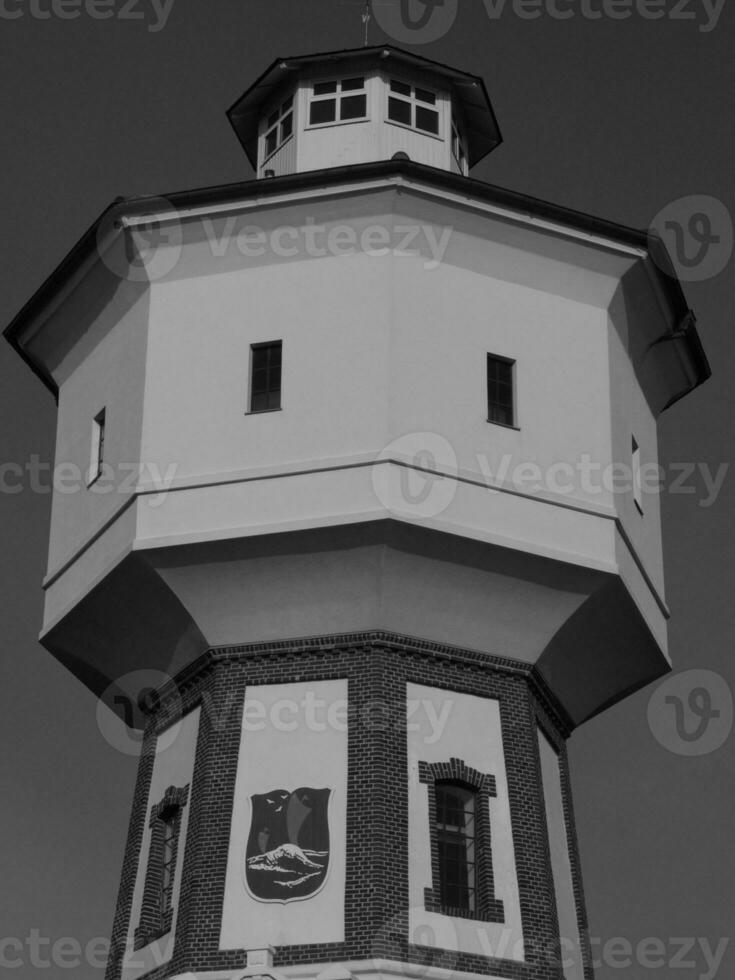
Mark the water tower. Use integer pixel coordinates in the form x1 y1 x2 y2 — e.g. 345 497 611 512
5 45 709 980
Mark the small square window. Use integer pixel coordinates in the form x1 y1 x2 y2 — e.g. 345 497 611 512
415 87 436 105
341 94 367 120
390 78 412 97
310 78 368 127
416 106 439 134
387 80 441 137
341 76 365 92
487 355 515 427
250 341 283 413
388 96 412 126
310 99 337 125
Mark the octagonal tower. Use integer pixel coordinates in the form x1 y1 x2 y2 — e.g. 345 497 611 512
5 45 708 980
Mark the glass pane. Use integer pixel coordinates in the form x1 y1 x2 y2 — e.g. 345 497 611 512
388 97 412 126
314 80 337 95
251 343 282 412
415 87 436 105
416 106 439 134
267 109 279 128
251 391 269 413
341 77 365 92
390 78 411 96
280 112 293 141
266 129 278 157
310 99 336 125
281 95 293 112
341 94 367 120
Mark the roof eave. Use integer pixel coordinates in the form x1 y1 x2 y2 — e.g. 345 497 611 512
5 160 710 403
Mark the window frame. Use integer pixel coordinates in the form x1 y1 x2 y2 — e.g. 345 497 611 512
134 784 190 951
261 94 295 166
307 76 369 130
435 781 478 914
87 408 106 487
487 353 517 429
248 340 283 415
386 77 442 140
419 758 505 923
632 435 643 514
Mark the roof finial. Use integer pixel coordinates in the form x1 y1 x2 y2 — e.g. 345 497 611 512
362 0 372 46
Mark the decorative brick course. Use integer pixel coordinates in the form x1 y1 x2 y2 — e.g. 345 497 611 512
104 631 590 980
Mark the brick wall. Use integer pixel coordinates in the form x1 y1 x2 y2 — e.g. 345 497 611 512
104 631 592 980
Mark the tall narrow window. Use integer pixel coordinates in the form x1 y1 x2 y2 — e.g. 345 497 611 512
487 354 515 427
420 758 504 923
309 77 367 126
134 785 189 951
436 782 477 913
88 408 106 486
387 79 440 135
250 340 282 413
632 436 643 513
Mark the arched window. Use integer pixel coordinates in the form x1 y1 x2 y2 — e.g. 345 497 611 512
134 784 190 950
435 781 477 913
419 757 504 923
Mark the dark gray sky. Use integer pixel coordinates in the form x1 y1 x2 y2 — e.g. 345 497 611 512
1 2 733 978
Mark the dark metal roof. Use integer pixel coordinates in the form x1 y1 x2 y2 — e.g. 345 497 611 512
226 44 503 170
4 158 710 402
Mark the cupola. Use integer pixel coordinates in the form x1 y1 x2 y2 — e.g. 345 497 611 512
227 45 502 178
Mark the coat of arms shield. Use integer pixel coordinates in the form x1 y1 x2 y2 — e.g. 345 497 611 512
245 787 331 902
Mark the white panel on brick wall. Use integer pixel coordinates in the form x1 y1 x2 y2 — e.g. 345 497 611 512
220 679 348 949
123 706 201 980
407 682 524 961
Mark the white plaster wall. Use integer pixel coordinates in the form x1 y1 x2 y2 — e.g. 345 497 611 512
122 706 201 980
608 314 665 596
537 728 584 980
407 682 524 962
220 679 348 950
47 289 148 574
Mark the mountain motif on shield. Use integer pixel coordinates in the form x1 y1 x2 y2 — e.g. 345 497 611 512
245 787 331 902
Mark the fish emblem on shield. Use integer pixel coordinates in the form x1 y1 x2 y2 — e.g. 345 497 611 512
245 787 331 902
